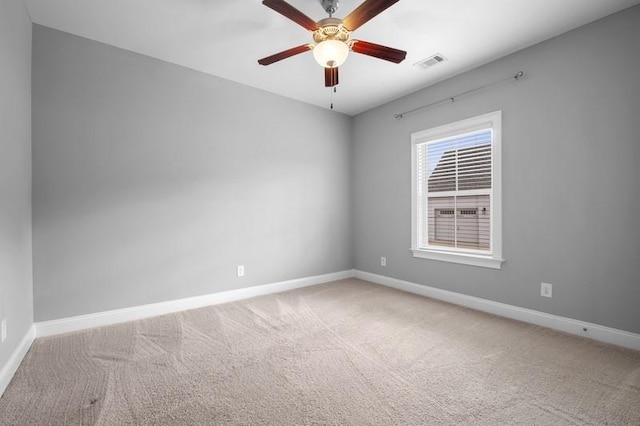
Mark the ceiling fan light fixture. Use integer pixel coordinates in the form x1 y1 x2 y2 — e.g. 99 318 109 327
313 40 349 68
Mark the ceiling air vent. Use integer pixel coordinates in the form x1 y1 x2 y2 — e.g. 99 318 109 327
414 53 447 69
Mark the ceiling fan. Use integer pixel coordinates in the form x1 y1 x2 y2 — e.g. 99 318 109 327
258 0 407 88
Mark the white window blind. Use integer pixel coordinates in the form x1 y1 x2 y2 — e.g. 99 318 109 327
420 130 492 251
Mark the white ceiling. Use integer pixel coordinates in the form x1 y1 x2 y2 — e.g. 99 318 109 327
23 0 640 116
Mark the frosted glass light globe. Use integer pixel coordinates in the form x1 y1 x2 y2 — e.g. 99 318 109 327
313 40 349 68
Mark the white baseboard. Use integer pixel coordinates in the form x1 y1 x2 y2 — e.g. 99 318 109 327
36 270 355 338
355 270 640 351
0 324 36 397
11 268 636 397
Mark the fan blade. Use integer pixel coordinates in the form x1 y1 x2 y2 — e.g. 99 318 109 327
258 44 313 66
342 0 399 31
351 40 407 63
325 67 339 87
262 0 319 31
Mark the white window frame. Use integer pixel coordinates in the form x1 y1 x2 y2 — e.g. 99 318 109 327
411 111 504 269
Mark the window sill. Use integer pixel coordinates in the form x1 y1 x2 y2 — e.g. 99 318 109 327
411 248 504 269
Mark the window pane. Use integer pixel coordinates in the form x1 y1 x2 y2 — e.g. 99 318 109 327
426 195 490 250
457 144 491 190
456 195 490 250
427 141 456 192
427 196 455 248
427 130 492 192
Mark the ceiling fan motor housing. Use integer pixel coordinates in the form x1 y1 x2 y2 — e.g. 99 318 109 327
320 0 340 15
313 18 350 43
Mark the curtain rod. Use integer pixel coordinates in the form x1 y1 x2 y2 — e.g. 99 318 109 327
394 71 524 120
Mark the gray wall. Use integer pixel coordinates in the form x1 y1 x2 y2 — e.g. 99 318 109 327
32 26 352 321
27 6 640 334
0 0 33 366
352 6 640 334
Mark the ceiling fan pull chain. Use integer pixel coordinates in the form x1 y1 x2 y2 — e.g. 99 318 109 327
330 85 338 109
330 86 334 109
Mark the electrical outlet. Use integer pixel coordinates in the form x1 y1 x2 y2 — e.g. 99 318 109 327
1 319 6 343
541 282 553 298
237 265 245 277
380 256 387 267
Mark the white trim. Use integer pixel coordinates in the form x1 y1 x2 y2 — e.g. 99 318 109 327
0 325 35 397
36 270 354 338
411 248 504 269
354 270 640 351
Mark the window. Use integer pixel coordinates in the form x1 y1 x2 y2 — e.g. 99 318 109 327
411 111 504 269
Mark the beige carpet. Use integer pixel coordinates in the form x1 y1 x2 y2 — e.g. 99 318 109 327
1 279 639 425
